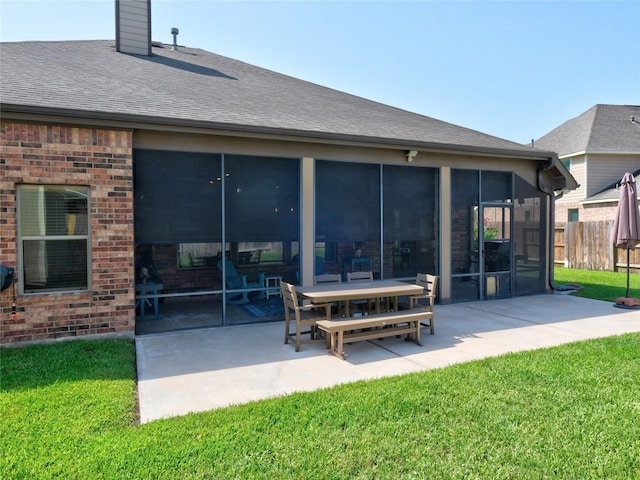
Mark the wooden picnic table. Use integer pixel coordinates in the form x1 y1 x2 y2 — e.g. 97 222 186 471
297 280 423 316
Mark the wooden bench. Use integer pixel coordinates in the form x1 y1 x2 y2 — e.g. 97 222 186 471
316 310 432 360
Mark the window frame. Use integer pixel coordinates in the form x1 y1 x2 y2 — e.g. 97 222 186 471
17 184 91 294
568 208 579 222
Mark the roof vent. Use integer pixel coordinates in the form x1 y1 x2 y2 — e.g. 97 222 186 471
171 27 179 51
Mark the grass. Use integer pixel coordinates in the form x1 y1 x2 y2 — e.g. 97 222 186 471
2 269 639 479
2 334 640 479
554 267 640 301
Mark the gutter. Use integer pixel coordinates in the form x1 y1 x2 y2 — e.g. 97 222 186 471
1 103 556 161
537 154 566 292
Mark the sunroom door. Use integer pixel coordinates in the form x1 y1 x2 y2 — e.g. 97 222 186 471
479 204 512 299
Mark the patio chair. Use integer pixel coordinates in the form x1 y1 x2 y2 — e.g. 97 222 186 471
217 259 265 305
346 270 376 315
281 281 332 352
314 273 343 316
402 273 437 335
314 273 342 285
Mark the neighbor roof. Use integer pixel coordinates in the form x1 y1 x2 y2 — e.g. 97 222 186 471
1 40 547 157
534 104 640 157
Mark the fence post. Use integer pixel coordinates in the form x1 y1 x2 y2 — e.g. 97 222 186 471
564 222 570 268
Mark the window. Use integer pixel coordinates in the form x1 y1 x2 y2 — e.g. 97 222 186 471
561 159 571 172
177 241 287 268
177 242 224 268
568 208 579 222
18 185 90 293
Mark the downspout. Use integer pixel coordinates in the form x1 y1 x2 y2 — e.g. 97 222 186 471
537 155 565 292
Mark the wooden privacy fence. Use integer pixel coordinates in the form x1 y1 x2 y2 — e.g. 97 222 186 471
555 221 640 273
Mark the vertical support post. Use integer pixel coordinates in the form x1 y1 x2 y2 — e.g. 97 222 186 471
440 167 451 303
301 157 315 286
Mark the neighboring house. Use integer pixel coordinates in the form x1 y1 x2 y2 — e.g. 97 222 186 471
0 0 576 344
534 104 640 224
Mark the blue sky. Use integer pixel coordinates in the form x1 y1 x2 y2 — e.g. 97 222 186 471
1 0 638 143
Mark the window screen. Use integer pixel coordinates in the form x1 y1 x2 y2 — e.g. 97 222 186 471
18 185 90 293
383 165 438 240
481 171 512 202
134 149 222 244
514 175 547 295
315 160 380 242
383 165 439 277
225 155 300 242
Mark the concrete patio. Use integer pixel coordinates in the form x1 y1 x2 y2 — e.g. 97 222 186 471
136 294 640 423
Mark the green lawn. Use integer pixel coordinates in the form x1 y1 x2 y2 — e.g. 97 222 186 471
2 269 639 479
554 267 640 301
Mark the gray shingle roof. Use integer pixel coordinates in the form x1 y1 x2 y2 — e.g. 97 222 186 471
534 104 640 156
1 40 541 155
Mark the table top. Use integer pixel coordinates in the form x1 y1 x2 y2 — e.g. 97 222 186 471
297 280 423 302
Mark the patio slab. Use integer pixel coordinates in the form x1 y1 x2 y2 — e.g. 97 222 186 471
136 294 640 423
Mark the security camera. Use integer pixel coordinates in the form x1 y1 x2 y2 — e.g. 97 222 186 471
405 150 418 162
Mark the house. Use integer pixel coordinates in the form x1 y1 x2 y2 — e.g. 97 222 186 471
534 104 640 224
0 0 576 344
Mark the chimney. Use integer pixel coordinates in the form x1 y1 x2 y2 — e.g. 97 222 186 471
115 0 152 56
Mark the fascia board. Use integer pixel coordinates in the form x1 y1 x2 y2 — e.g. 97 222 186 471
1 103 556 161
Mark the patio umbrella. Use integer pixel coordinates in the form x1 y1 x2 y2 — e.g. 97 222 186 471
610 172 640 302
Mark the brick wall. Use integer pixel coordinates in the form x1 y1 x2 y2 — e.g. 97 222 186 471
556 201 618 223
0 121 135 344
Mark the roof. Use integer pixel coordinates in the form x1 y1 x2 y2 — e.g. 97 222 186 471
1 40 545 156
534 104 640 157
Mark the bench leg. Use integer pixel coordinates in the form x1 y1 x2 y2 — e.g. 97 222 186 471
414 319 422 346
420 313 434 335
325 330 344 360
330 330 345 360
404 319 423 346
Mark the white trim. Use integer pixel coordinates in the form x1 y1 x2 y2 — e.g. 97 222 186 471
559 150 640 159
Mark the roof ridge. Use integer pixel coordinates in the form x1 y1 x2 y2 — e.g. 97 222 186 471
583 105 600 151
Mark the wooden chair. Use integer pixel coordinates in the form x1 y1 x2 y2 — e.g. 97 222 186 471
346 270 375 315
314 273 342 316
407 273 438 335
314 273 342 285
346 271 373 283
281 281 332 352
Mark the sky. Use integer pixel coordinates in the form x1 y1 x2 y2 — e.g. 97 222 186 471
1 0 639 144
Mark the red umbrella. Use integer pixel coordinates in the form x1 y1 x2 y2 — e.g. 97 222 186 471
610 172 640 302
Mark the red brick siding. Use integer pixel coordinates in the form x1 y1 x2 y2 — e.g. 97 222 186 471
0 121 135 344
